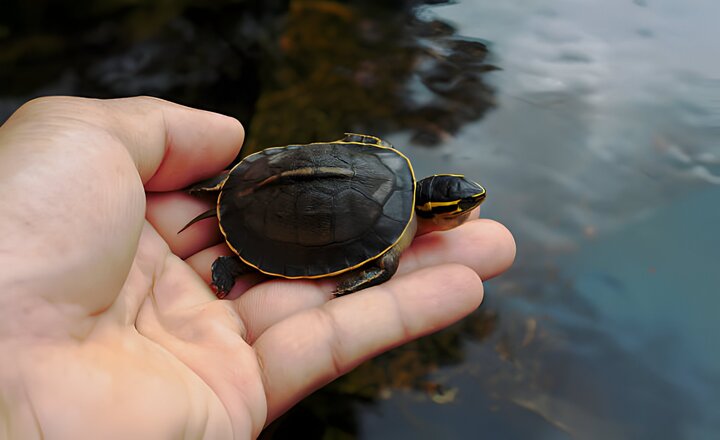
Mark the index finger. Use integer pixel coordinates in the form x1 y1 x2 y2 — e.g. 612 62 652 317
253 264 484 422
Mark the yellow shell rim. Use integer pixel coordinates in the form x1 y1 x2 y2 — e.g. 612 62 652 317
215 138 417 279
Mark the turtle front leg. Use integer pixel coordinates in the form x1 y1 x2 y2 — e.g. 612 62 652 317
334 249 401 296
335 216 417 296
211 255 252 298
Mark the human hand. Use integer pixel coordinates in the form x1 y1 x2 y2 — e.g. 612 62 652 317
0 97 515 439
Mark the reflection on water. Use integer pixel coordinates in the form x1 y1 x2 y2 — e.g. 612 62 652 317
385 0 719 438
244 1 497 153
2 0 719 438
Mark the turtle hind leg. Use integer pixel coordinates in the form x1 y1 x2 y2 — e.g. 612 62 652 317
334 250 400 296
211 255 252 298
340 133 394 149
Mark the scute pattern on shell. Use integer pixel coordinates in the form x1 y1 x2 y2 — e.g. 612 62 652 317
218 142 415 278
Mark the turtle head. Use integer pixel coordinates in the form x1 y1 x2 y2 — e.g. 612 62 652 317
415 174 486 232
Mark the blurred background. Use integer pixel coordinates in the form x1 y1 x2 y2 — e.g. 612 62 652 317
2 0 718 438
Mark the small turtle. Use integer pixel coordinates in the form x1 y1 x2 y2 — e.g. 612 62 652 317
181 134 485 297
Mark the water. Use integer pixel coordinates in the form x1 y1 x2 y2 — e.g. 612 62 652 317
375 1 720 438
1 0 718 438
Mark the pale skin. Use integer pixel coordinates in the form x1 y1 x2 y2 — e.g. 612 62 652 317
0 97 516 439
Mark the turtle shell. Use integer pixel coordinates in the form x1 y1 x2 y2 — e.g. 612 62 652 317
217 141 416 278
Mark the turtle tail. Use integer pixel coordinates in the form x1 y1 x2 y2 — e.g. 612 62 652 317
178 209 217 234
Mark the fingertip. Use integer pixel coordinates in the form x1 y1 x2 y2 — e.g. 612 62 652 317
475 219 516 278
403 218 516 281
91 97 243 191
220 114 245 145
144 104 244 191
391 264 484 332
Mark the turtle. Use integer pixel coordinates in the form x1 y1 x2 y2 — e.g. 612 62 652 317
180 133 486 297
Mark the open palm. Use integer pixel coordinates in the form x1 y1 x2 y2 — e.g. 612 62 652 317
0 97 515 439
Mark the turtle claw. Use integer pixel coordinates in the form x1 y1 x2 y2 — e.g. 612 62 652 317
211 272 235 299
211 255 249 298
334 267 391 296
212 284 230 299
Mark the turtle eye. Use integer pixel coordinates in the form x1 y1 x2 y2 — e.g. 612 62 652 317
416 175 486 217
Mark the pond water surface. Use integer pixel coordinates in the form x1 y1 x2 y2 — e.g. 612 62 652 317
367 1 719 438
